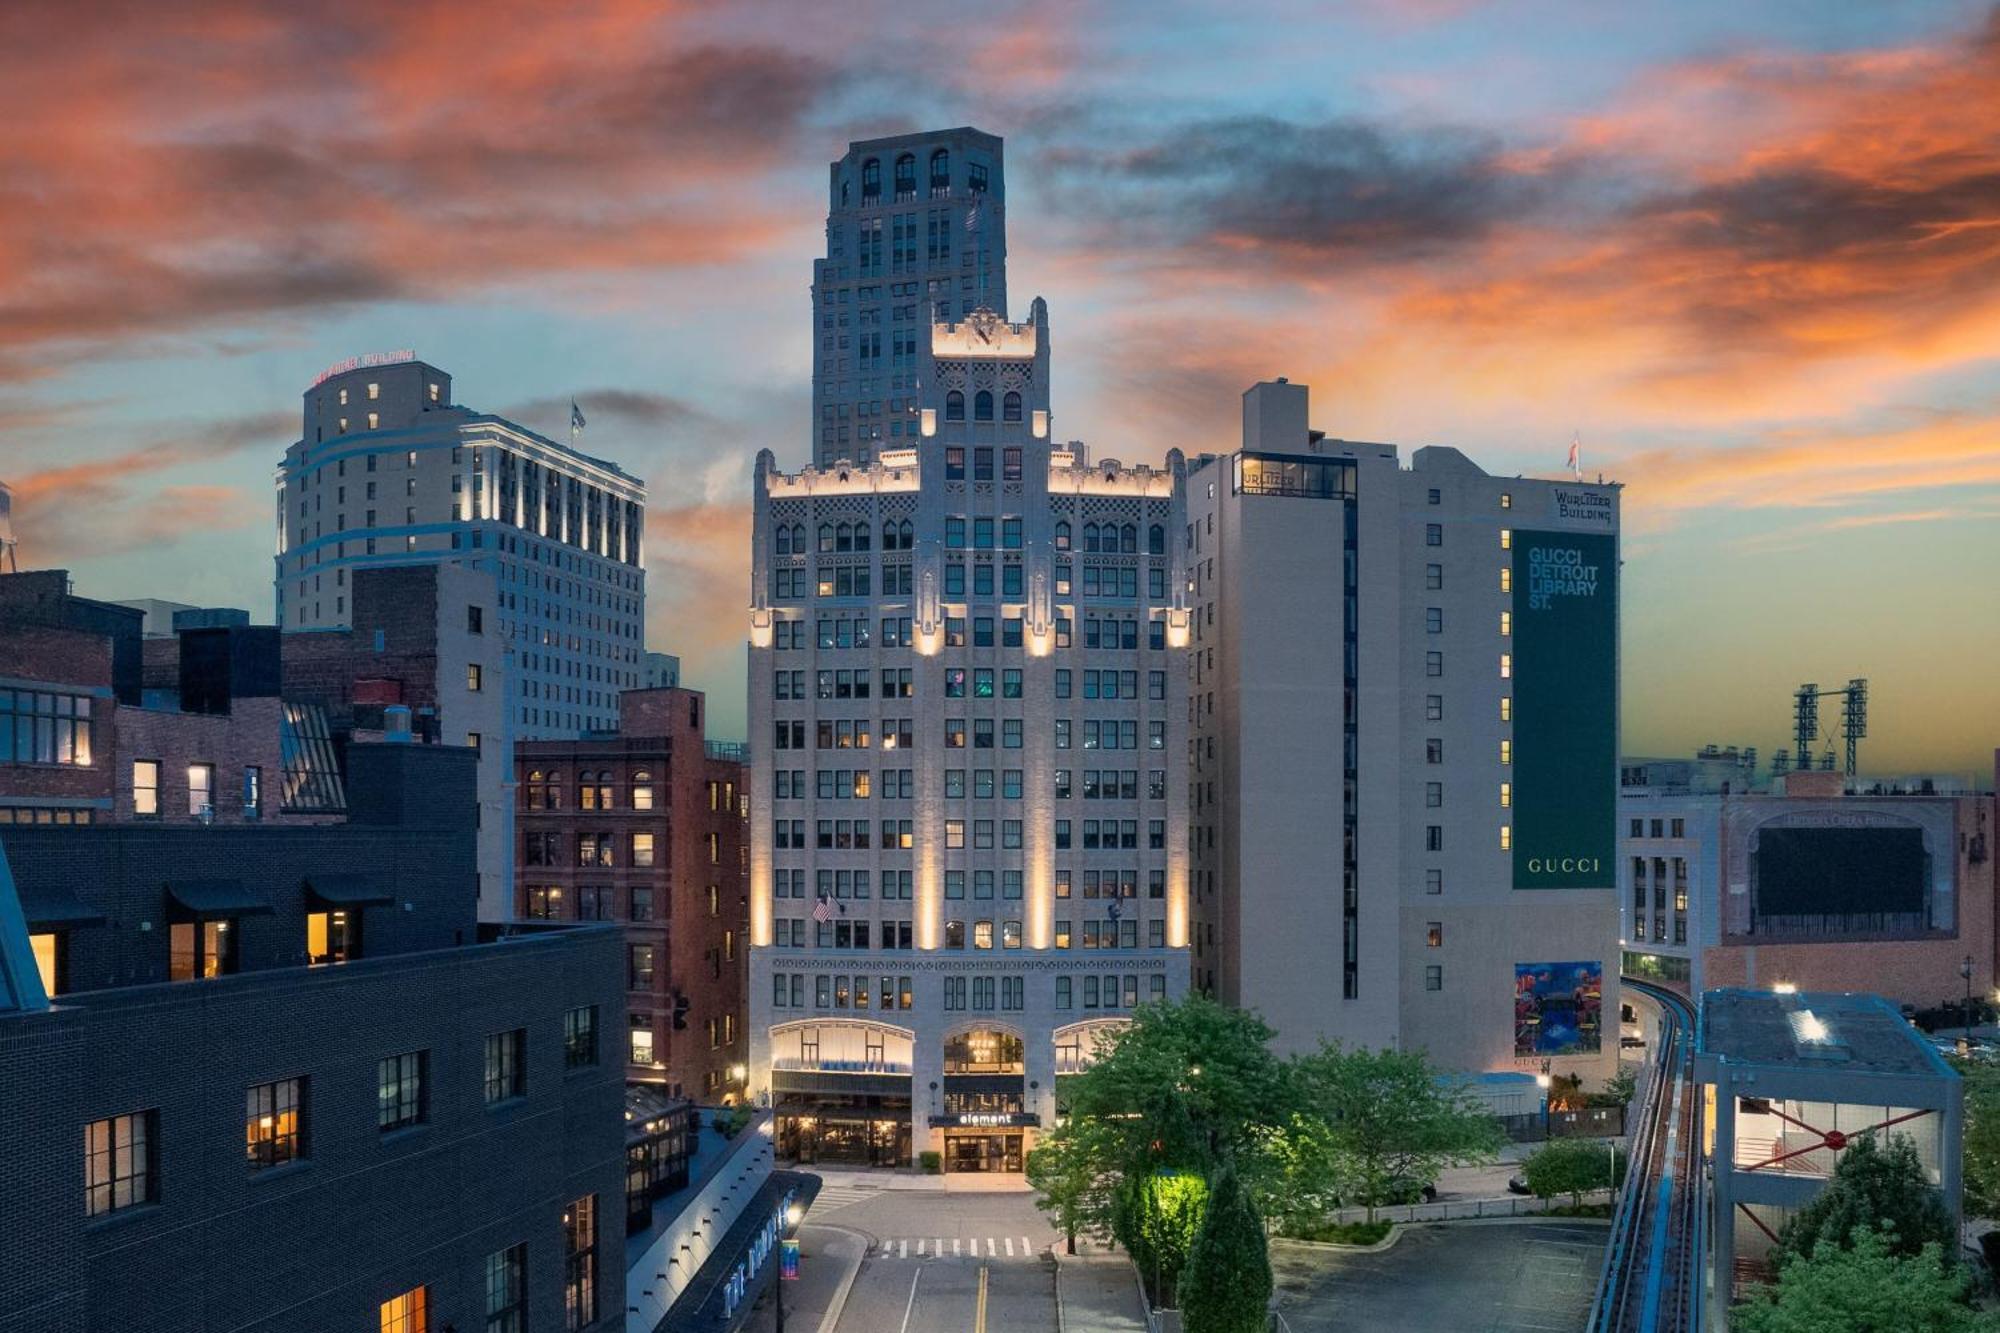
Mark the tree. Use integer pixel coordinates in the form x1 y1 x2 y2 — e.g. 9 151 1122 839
1025 1118 1115 1254
1179 1161 1272 1333
1776 1133 1955 1266
1123 1169 1207 1308
1293 1042 1505 1222
1522 1138 1625 1207
1247 1112 1346 1238
1064 996 1296 1172
1957 1061 2000 1219
1734 1227 1999 1333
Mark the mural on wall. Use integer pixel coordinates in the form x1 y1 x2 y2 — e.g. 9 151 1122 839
1515 961 1603 1056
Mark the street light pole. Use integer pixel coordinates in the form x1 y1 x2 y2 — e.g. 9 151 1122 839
775 1202 803 1333
1962 955 1976 1049
1536 1059 1553 1142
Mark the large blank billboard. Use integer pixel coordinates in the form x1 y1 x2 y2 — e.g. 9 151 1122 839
1753 827 1928 919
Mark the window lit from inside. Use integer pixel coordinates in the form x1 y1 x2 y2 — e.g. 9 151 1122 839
246 1077 304 1170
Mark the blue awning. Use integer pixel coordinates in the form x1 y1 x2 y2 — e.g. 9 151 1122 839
166 879 273 917
304 874 393 907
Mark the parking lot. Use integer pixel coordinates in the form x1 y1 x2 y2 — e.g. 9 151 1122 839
1270 1220 1606 1333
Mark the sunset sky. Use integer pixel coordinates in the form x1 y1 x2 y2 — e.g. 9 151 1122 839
3 1 1997 776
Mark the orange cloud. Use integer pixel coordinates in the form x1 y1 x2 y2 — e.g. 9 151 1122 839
0 1 833 377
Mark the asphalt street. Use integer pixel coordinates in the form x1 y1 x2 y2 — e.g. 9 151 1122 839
1270 1220 1607 1333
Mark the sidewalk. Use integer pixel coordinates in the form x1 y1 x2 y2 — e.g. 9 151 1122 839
807 1167 1031 1192
739 1222 868 1333
1056 1244 1148 1332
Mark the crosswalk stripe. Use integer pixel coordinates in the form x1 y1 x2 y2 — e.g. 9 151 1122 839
900 1239 908 1259
1004 1237 1014 1256
1021 1236 1033 1255
986 1237 996 1256
953 1238 962 1256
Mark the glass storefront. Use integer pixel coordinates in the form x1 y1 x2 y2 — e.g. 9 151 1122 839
945 1131 1024 1173
777 1108 910 1167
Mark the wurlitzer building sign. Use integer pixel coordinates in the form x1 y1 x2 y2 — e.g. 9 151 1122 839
311 348 417 387
1511 524 1618 890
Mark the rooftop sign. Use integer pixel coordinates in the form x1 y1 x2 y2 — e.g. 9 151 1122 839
311 349 417 387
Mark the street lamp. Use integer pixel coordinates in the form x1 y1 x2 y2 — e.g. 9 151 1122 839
1536 1060 1553 1141
1962 955 1977 1049
775 1202 805 1333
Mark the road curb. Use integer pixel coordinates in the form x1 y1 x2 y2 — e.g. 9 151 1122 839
1274 1214 1614 1255
806 1223 875 1333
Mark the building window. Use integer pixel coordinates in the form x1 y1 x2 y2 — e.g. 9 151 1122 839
378 1051 427 1131
1425 869 1442 895
0 688 94 766
563 1195 598 1331
484 1029 527 1104
631 1017 656 1066
380 1287 427 1333
242 765 262 819
631 832 656 867
565 1006 599 1068
245 1076 305 1170
629 944 657 990
30 931 59 996
467 663 483 691
133 760 160 816
1425 523 1442 546
486 1244 527 1333
187 762 215 816
631 772 654 810
1425 965 1443 991
85 1110 157 1217
169 918 236 980
1426 922 1443 948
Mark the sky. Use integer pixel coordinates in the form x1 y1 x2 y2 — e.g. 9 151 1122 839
2 0 1997 778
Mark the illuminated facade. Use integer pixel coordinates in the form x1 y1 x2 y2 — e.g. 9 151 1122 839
1187 379 1623 1090
275 356 648 917
812 128 1007 468
748 302 1191 1169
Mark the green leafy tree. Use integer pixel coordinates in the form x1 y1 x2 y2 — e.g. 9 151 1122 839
1124 1170 1207 1308
1734 1227 1998 1333
1293 1042 1504 1222
1957 1061 2000 1219
1065 996 1296 1171
1179 1162 1272 1333
1248 1112 1346 1238
1025 1118 1116 1254
1776 1133 1955 1266
1521 1138 1625 1207
1062 996 1296 1303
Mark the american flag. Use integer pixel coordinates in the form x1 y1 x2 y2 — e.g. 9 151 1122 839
965 201 980 233
812 895 833 923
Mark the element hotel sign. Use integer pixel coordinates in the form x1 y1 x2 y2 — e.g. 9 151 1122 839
311 349 417 388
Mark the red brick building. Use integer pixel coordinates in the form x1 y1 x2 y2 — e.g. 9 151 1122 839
2 570 345 830
514 687 749 1099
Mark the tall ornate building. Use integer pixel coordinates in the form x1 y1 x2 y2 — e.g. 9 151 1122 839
748 300 1191 1170
811 128 1007 468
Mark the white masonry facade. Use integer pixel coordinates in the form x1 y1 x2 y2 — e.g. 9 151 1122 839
748 303 1191 1170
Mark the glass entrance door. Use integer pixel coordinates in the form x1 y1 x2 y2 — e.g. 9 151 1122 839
946 1133 1024 1173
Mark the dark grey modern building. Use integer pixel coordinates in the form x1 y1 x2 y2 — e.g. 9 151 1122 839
0 741 627 1333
